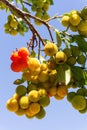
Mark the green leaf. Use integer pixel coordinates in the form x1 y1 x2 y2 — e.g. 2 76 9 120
56 64 71 85
13 78 25 85
71 35 87 52
55 31 62 48
83 70 87 85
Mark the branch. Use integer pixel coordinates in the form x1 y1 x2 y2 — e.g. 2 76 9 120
0 0 45 45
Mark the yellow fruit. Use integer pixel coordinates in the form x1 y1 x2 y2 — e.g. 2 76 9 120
27 57 40 71
81 6 87 20
56 85 68 98
61 15 70 27
70 10 79 15
6 98 19 112
78 30 87 36
38 88 47 98
29 103 40 115
78 20 87 31
15 108 25 116
55 51 67 64
38 70 49 82
28 90 39 102
19 96 29 109
10 29 18 36
54 94 64 100
44 41 58 56
10 19 18 28
70 13 80 26
71 95 86 110
48 86 57 96
40 63 47 71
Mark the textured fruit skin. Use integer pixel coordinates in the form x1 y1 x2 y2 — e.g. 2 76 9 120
55 51 67 64
28 90 39 102
69 13 80 26
18 47 29 59
61 15 70 27
71 95 87 110
44 42 58 56
19 96 29 109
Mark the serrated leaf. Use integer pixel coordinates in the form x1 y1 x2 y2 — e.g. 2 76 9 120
56 64 71 85
55 31 62 48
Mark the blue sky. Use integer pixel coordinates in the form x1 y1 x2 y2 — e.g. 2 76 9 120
0 0 87 130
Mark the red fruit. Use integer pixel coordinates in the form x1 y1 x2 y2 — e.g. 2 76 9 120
18 47 29 59
10 51 21 62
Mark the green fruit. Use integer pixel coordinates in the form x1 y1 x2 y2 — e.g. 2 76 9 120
16 85 27 96
36 107 46 119
28 90 39 102
63 48 72 58
67 56 76 65
10 29 18 36
27 84 37 92
19 96 29 109
77 88 86 96
81 6 87 20
70 25 78 32
71 45 81 57
39 95 50 107
71 95 86 110
4 23 10 29
79 107 87 114
77 55 86 65
67 92 76 102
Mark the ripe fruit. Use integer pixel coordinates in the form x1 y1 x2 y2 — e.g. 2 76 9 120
16 85 27 96
54 94 64 100
56 85 68 98
69 13 80 26
19 96 29 109
71 95 86 110
55 51 67 64
18 47 29 59
15 108 25 116
61 15 70 27
44 41 58 56
36 107 46 119
38 70 49 82
38 88 47 98
48 86 57 96
6 98 19 112
28 90 39 102
10 50 20 62
39 95 50 107
81 6 87 20
29 103 40 115
78 20 87 32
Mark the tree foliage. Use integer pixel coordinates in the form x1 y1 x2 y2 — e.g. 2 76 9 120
1 0 87 119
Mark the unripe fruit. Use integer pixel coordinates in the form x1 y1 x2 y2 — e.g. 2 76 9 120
77 55 86 65
79 107 87 114
67 56 76 65
61 15 70 27
69 13 80 26
71 95 86 110
28 90 39 102
10 19 18 28
81 6 87 20
36 107 46 119
70 25 78 32
10 29 18 36
44 42 58 56
16 85 27 96
63 48 72 58
77 88 86 96
39 95 50 107
55 51 67 64
71 45 81 57
67 92 76 102
19 96 29 109
6 98 19 112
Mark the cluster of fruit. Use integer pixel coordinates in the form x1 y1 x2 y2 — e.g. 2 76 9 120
63 45 86 66
31 0 51 25
67 88 87 113
4 14 28 36
61 6 87 37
